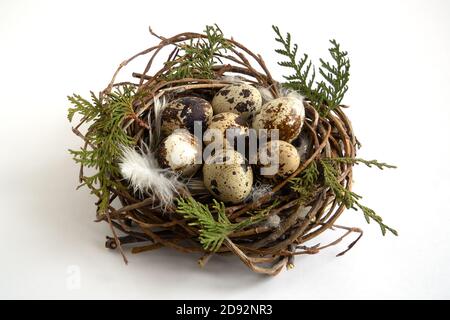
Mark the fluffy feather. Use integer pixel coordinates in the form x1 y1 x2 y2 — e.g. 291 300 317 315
258 85 305 104
264 215 281 228
249 182 273 202
148 95 167 149
296 131 312 161
283 88 304 102
220 75 247 83
118 146 182 209
258 86 275 103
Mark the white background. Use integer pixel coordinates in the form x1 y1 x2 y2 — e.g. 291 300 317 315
0 0 449 299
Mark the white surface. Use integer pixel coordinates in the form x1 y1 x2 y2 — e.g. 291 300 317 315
1 0 449 300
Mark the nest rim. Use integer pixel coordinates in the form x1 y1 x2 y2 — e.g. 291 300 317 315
87 28 361 276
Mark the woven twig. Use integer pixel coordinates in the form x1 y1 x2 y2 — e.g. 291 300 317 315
74 28 361 275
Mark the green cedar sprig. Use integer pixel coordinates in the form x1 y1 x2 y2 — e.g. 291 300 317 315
272 26 350 116
165 24 232 80
176 197 278 252
67 85 137 215
324 158 397 170
290 158 398 236
289 161 320 204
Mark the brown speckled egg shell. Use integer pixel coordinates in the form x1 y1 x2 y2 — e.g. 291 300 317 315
252 97 305 142
259 140 300 178
160 96 213 137
203 149 253 204
157 129 201 177
203 112 248 148
212 84 262 120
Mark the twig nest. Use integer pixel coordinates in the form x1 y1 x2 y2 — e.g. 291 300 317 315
157 129 201 177
252 96 305 142
203 112 248 149
160 96 213 136
203 149 253 204
259 140 300 178
212 83 262 120
68 25 396 276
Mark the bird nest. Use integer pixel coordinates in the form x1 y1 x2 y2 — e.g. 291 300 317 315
68 25 396 275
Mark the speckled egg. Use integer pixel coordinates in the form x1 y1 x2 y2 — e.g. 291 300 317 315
203 149 253 204
211 84 262 120
203 112 248 148
252 97 305 142
160 96 213 137
259 140 300 178
157 129 201 177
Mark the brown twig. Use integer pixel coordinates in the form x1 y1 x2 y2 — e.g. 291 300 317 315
71 26 359 275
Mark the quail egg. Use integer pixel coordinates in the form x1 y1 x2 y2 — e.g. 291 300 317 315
259 140 300 178
211 83 262 120
160 96 213 137
203 112 248 149
252 96 305 142
157 129 201 176
203 149 253 204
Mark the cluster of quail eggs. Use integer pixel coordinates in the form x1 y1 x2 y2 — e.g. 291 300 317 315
156 83 306 204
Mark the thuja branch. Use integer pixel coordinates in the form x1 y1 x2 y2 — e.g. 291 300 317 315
67 85 137 215
320 158 397 236
272 26 318 103
165 24 233 80
289 161 320 204
273 26 351 116
176 197 275 252
290 158 397 236
324 157 397 170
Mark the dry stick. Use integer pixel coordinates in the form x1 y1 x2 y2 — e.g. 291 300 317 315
138 225 201 254
282 224 363 257
132 243 164 254
114 197 158 215
287 108 356 242
129 205 198 237
253 191 325 251
105 235 147 249
313 197 338 228
198 253 213 268
317 225 363 257
105 210 128 264
225 238 288 276
104 43 166 94
229 226 272 238
81 27 359 274
232 197 297 225
127 215 192 232
287 245 296 269
146 28 276 86
123 32 278 129
132 73 237 84
300 111 357 241
129 216 183 228
109 220 150 241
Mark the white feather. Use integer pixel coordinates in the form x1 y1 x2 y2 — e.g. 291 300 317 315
258 86 275 103
282 88 305 102
258 85 305 104
264 215 281 228
118 146 182 209
249 182 273 202
220 75 247 83
149 95 167 149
